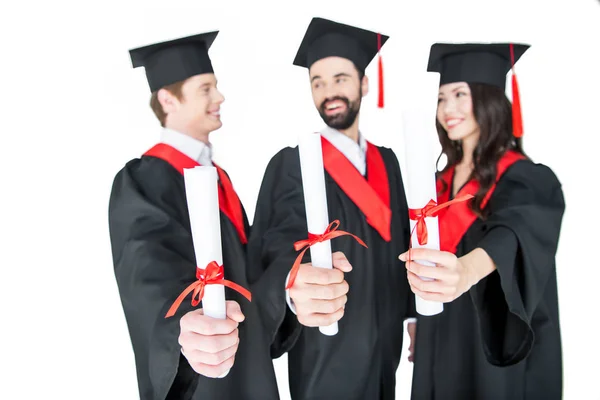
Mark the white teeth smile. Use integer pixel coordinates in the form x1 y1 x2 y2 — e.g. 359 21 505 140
326 103 342 110
447 119 462 127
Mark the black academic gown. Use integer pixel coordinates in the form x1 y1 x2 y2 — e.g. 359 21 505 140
108 156 280 400
247 145 414 400
411 160 565 400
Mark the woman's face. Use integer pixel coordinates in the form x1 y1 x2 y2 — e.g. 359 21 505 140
437 82 480 143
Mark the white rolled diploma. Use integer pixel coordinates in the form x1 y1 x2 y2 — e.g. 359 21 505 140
402 110 444 316
183 166 230 376
297 132 338 336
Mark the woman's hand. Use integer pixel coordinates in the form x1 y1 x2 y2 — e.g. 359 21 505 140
399 248 487 303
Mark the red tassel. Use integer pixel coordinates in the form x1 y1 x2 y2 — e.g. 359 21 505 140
377 33 384 108
511 74 523 138
510 44 523 138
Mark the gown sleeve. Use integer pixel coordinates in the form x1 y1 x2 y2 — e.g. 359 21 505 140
246 148 305 357
109 159 200 399
470 160 565 366
385 148 416 320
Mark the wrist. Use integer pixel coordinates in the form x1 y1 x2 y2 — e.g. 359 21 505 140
460 248 495 288
466 258 480 289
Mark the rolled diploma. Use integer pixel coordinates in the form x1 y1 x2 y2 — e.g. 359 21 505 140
402 110 444 316
298 133 338 336
183 166 230 376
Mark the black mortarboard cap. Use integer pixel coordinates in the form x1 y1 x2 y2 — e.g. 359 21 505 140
129 31 218 92
293 17 388 71
427 42 529 89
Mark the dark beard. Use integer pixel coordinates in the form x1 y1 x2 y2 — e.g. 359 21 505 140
318 94 361 130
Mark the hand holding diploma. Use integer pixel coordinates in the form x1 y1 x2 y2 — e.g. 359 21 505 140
400 110 474 310
166 166 251 378
401 110 445 316
288 251 352 329
179 300 245 378
399 247 496 303
290 133 367 336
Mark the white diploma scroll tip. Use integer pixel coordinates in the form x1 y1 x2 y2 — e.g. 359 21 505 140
319 324 339 336
183 166 230 375
402 110 444 316
413 260 444 316
298 133 339 335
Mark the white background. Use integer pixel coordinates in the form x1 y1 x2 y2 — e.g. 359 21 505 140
2 0 599 398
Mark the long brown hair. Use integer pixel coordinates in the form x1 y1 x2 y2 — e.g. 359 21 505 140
435 83 529 218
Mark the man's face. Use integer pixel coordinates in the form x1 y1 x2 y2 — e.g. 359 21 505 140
167 73 225 136
309 56 367 130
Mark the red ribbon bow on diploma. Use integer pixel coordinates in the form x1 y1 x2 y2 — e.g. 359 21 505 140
407 195 473 264
165 261 252 318
408 195 474 246
287 220 368 290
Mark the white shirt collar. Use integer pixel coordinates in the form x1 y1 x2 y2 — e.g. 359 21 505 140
319 126 367 176
160 128 213 166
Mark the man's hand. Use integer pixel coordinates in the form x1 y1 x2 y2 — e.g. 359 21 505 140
178 300 245 378
289 251 352 327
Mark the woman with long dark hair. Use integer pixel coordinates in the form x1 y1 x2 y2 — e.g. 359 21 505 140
400 43 565 399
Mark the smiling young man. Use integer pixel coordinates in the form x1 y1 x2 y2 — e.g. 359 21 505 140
108 31 279 400
247 18 416 400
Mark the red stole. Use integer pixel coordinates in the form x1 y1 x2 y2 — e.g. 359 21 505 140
437 151 526 253
143 143 247 244
320 136 392 242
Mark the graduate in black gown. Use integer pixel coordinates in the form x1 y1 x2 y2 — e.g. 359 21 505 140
247 17 415 400
399 43 565 399
108 31 279 400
